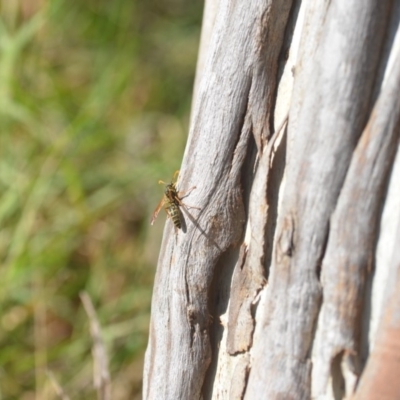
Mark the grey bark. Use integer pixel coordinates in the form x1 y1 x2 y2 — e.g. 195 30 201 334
143 0 400 399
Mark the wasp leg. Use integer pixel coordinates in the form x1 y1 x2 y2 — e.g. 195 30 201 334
178 186 196 199
181 202 200 210
175 196 200 211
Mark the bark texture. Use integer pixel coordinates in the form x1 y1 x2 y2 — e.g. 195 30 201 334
355 216 400 400
143 0 400 398
144 0 294 397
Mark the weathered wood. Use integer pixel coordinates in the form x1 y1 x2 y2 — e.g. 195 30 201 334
354 214 400 399
144 0 400 398
245 0 395 399
312 43 400 397
191 0 221 120
227 114 287 356
143 0 293 398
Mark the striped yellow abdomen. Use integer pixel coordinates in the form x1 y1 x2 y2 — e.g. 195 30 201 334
165 202 181 229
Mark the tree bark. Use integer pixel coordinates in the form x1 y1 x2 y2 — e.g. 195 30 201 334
143 0 400 399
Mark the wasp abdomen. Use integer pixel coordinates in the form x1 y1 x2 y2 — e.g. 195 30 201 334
166 202 181 229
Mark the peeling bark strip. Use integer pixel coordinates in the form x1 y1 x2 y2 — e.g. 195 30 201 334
143 0 293 398
355 213 400 400
227 115 288 355
313 47 400 397
245 0 394 399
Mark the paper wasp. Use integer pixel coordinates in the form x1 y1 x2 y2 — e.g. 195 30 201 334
151 170 197 229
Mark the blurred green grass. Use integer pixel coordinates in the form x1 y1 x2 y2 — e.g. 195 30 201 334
0 0 202 398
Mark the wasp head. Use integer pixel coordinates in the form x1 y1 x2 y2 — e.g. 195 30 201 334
165 183 176 196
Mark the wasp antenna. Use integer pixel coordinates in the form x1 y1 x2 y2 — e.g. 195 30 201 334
173 170 180 180
158 180 166 185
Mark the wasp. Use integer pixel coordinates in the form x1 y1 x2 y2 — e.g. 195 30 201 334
151 170 197 230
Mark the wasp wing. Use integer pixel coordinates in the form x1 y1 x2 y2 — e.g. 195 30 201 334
151 197 165 225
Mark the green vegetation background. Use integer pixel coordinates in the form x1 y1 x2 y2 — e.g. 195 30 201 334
0 0 202 398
